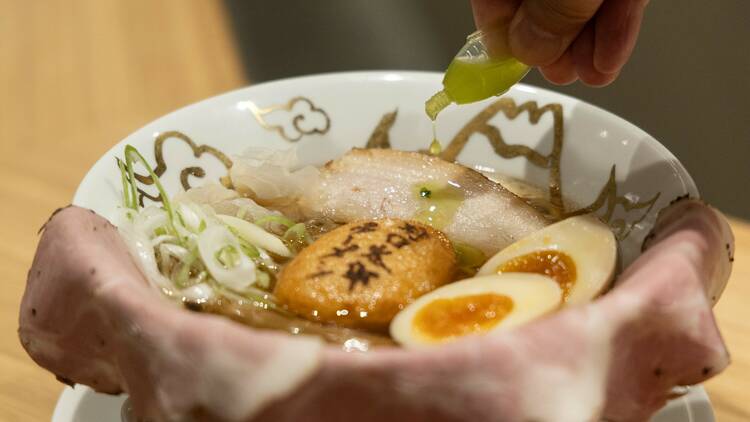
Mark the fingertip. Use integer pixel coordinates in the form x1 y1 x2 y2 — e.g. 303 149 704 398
509 0 605 66
539 50 578 85
541 68 579 86
570 21 617 86
593 54 624 76
509 9 565 66
579 70 619 87
592 0 647 74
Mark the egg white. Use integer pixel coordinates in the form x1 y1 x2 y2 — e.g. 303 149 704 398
478 214 617 305
390 273 562 347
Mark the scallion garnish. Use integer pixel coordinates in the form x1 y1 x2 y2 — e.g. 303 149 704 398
123 145 176 234
215 244 241 269
255 214 296 229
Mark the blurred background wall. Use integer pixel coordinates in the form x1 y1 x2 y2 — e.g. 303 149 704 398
225 0 750 218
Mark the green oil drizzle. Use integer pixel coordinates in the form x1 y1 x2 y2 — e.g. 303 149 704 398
412 181 465 230
413 182 486 274
429 122 442 156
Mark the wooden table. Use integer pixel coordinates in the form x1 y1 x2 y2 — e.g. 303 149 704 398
0 1 747 421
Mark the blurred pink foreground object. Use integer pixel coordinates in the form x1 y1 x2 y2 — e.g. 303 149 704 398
20 197 733 422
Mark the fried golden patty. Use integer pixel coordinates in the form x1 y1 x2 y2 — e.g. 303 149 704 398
274 219 457 330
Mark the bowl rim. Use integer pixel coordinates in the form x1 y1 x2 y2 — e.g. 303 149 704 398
72 70 697 204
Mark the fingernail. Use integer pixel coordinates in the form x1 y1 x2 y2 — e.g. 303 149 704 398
509 14 564 66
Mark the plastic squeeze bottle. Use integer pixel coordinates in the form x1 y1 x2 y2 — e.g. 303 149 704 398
425 26 530 121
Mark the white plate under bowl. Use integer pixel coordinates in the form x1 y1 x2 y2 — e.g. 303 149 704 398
63 71 707 420
52 385 715 422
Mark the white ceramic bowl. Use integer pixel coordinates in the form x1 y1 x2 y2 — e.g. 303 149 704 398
74 71 697 267
63 71 708 421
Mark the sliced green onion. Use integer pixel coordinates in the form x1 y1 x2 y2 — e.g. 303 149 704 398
124 152 139 211
198 226 256 291
236 236 260 258
176 209 187 228
255 215 296 229
453 241 487 273
117 158 136 209
284 223 311 244
218 215 292 257
213 283 291 316
193 270 208 285
255 270 271 289
215 245 241 269
174 253 197 288
124 145 176 231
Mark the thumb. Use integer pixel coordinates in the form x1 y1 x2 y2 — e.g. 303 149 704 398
509 0 603 66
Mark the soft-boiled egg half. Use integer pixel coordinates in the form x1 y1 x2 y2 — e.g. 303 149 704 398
478 214 617 305
390 273 562 347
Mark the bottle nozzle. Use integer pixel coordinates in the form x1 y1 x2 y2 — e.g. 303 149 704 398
425 90 452 121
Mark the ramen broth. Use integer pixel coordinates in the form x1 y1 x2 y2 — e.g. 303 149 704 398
188 173 566 349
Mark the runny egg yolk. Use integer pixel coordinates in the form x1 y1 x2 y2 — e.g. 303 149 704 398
413 293 514 341
496 250 576 301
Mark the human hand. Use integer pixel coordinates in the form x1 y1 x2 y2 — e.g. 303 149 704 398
470 0 649 86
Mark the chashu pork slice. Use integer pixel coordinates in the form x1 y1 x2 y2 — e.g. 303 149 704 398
295 148 549 255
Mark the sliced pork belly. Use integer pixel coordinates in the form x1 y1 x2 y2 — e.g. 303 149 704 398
234 148 549 255
19 197 733 422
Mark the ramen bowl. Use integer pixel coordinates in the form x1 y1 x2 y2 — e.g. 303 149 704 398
45 71 719 422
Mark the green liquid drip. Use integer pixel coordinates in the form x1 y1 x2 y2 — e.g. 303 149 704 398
429 122 442 155
412 181 465 230
429 139 442 156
